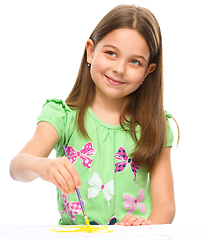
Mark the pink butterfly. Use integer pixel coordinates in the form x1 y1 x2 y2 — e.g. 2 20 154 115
62 193 85 223
66 142 96 169
123 190 146 215
114 147 140 180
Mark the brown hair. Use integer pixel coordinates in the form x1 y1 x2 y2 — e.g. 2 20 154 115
66 4 179 170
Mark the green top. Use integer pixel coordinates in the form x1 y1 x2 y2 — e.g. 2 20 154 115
37 98 174 225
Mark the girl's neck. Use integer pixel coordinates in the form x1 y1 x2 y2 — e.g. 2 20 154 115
90 92 124 125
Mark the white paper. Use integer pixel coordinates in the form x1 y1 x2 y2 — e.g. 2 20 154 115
0 225 203 240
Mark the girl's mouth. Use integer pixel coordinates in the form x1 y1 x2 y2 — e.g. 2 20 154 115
105 75 125 86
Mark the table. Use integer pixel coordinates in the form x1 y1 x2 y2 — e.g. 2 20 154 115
0 224 203 240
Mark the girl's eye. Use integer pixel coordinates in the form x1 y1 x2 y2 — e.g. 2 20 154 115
131 59 140 65
106 51 116 57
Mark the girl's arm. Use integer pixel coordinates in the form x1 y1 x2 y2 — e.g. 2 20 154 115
9 122 81 194
148 147 175 224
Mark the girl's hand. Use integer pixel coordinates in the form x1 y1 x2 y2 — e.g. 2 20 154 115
115 214 152 226
36 156 81 195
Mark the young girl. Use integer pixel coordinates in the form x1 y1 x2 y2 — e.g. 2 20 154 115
10 4 178 226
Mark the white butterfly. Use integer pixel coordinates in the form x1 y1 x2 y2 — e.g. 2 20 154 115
87 172 114 206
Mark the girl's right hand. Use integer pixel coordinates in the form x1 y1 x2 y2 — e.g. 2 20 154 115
10 122 81 194
36 156 81 195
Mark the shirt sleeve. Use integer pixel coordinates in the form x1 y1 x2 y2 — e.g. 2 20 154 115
164 110 174 147
37 98 73 151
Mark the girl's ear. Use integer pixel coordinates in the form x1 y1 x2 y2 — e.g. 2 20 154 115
86 39 95 65
144 63 156 79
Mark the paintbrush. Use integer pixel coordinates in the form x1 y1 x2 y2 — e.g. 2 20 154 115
63 145 91 233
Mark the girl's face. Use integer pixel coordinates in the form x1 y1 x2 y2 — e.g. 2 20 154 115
86 28 156 102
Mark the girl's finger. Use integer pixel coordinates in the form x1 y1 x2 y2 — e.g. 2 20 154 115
122 215 138 226
132 217 145 226
52 169 71 194
141 220 152 225
57 165 76 193
120 214 132 225
52 175 70 195
64 161 81 189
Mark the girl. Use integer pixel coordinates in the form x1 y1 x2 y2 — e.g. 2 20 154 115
10 4 179 226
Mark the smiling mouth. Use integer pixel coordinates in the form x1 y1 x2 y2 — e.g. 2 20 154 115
105 75 125 86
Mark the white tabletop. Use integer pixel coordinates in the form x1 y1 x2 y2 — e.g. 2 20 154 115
0 224 203 240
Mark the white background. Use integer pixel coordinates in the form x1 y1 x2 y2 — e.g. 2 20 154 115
0 0 203 225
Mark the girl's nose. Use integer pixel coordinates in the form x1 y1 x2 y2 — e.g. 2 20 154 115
112 60 126 75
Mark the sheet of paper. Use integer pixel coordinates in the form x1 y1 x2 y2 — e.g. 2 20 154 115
0 225 203 240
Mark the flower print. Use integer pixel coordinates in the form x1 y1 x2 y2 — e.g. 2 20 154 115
66 142 96 169
123 189 146 215
87 172 114 206
62 193 85 223
114 147 140 180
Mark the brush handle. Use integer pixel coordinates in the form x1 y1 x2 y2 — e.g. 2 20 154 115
76 188 87 217
63 146 86 213
62 146 89 218
63 145 70 159
63 145 91 232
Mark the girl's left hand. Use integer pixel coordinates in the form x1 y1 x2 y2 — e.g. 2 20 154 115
115 214 152 226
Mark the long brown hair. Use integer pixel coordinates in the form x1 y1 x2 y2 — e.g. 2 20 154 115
66 4 178 170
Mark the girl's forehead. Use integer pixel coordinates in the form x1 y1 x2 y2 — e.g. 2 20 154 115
96 28 150 58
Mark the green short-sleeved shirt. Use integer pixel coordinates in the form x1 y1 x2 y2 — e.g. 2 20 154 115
37 98 174 225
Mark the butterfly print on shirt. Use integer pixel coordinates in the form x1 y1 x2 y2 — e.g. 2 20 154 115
87 172 114 206
89 217 117 225
123 189 146 215
66 142 96 169
61 193 85 223
114 146 140 180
